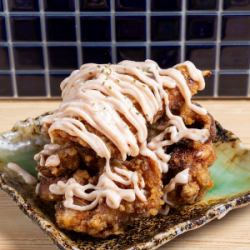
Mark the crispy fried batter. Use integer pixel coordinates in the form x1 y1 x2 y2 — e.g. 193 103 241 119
37 176 65 202
50 124 123 160
55 203 126 237
166 141 215 205
38 156 162 237
35 64 216 237
37 144 80 178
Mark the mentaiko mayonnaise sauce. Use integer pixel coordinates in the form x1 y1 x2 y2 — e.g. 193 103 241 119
41 60 209 211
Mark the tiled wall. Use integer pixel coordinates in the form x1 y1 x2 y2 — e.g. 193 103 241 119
0 0 250 98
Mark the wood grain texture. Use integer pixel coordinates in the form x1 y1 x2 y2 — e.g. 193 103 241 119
0 100 249 250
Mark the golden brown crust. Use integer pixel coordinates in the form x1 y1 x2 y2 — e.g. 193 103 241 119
37 176 64 202
36 67 216 237
166 141 215 205
53 156 163 237
37 144 80 178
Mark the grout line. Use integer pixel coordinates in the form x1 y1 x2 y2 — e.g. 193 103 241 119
180 0 186 62
2 10 250 17
248 67 250 96
3 0 17 97
0 70 68 74
0 96 61 100
75 0 82 67
248 63 250 97
3 40 250 47
145 0 150 59
247 18 250 96
214 0 223 97
110 0 117 63
247 84 250 97
39 0 50 97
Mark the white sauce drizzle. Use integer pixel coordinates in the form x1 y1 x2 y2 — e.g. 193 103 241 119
163 168 190 206
7 162 37 185
42 60 209 211
45 154 60 167
49 168 146 211
35 183 40 195
34 143 61 167
160 205 170 216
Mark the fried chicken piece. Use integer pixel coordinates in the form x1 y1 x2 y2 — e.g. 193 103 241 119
35 144 80 178
55 203 126 238
36 62 216 238
165 141 215 205
54 156 163 237
167 66 211 114
37 169 94 203
43 66 212 161
44 122 123 161
37 176 65 202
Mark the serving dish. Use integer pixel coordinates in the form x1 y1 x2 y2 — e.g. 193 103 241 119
0 115 250 250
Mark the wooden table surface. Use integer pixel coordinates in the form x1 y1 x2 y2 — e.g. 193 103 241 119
0 100 250 250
